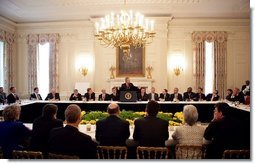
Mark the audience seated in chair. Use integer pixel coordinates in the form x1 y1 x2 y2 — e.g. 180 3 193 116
133 100 169 147
206 90 220 101
69 89 82 101
7 87 20 104
96 103 130 146
147 87 159 101
84 88 95 101
110 87 120 101
29 104 63 157
183 87 195 101
0 105 31 159
172 105 205 145
45 88 60 101
48 104 97 159
0 87 7 104
169 88 183 102
204 102 246 159
194 87 206 101
137 87 149 101
159 89 170 101
98 89 111 101
30 87 43 100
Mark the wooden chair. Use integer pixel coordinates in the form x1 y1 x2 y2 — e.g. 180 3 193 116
12 150 43 159
48 152 79 159
222 150 250 159
175 144 206 159
97 146 127 159
136 146 169 159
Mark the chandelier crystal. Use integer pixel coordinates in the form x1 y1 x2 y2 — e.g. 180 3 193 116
94 0 156 55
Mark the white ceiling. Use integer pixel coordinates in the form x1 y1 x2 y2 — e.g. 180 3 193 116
0 0 250 23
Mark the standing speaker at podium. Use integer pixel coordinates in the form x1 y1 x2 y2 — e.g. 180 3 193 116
119 77 138 92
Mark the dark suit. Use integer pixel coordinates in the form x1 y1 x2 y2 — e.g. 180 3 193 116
84 92 95 101
7 93 20 104
96 115 130 146
119 83 137 91
183 92 195 101
229 92 245 103
133 116 169 147
147 93 159 101
0 92 7 104
206 94 220 101
45 93 60 100
30 93 43 100
137 93 149 101
169 93 183 101
193 93 206 101
98 93 111 101
110 93 119 101
159 93 170 101
204 117 246 159
69 93 82 101
30 116 63 155
49 125 97 159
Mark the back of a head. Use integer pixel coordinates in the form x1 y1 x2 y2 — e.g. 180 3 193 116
3 104 21 121
107 103 120 115
146 100 159 116
215 102 230 117
183 105 198 126
65 104 81 123
42 104 58 119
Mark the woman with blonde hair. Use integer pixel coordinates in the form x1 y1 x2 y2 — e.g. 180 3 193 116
0 105 31 158
172 105 205 145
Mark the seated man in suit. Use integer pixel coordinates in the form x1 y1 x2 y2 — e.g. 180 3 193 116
147 87 159 101
96 103 130 146
49 104 97 159
30 87 43 100
159 89 170 101
98 89 111 101
229 87 245 104
137 87 148 101
225 89 233 101
69 89 82 101
169 87 183 102
84 88 95 101
7 87 20 104
183 87 195 101
110 87 119 101
119 77 137 91
45 88 60 101
194 87 206 101
0 87 7 104
133 100 169 147
206 89 220 101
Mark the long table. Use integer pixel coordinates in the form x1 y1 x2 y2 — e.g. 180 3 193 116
0 100 249 124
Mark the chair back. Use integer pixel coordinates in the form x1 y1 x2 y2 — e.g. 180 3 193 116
175 144 205 159
12 150 43 159
97 146 127 159
136 146 169 159
222 150 250 159
48 152 79 159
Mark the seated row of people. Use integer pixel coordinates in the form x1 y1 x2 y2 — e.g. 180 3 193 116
0 101 247 159
0 85 247 104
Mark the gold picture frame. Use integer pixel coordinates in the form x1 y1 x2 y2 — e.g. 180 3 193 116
116 46 145 77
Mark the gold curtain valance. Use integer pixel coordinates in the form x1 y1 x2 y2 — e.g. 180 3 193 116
192 31 227 44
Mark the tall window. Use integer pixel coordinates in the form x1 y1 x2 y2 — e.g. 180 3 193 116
0 41 4 87
204 41 214 95
37 43 50 99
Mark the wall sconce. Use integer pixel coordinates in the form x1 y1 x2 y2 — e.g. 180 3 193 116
79 67 88 76
173 66 183 76
168 54 185 76
109 66 116 79
146 66 153 79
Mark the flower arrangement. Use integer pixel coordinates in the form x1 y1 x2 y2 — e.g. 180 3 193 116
80 110 184 126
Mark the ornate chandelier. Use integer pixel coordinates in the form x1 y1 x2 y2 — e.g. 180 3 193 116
94 0 156 55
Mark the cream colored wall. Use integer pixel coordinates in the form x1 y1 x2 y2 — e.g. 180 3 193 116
0 17 250 99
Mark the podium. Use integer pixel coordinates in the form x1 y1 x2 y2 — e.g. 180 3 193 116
119 91 137 102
